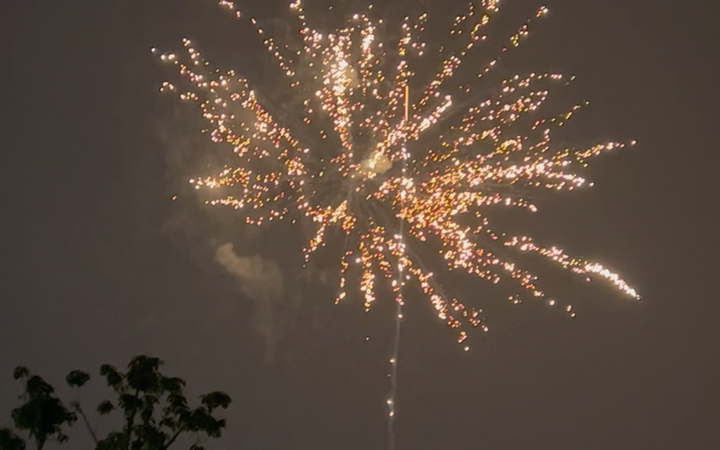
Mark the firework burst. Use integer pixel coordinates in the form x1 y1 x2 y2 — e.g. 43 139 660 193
157 0 639 348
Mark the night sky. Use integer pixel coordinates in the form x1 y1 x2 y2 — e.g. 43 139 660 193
3 0 718 449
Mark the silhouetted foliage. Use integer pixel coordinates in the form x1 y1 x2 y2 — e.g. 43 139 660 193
3 356 231 450
65 370 90 388
9 369 76 450
0 428 26 450
93 355 231 450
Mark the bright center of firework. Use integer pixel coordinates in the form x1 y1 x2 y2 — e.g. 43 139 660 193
161 0 640 345
359 150 392 178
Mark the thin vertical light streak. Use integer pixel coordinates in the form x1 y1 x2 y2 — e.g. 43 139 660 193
388 84 411 450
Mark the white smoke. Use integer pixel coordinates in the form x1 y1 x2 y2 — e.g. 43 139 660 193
214 243 284 361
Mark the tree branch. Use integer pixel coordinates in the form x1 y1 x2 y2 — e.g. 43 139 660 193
72 403 98 444
162 426 185 450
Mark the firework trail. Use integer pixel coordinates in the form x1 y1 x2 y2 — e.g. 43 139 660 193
157 0 639 446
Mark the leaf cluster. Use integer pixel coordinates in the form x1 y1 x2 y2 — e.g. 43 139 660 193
6 367 77 450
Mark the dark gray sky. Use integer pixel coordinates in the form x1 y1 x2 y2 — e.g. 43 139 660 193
2 0 718 449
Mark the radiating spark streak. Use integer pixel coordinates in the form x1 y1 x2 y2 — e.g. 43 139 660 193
159 0 639 350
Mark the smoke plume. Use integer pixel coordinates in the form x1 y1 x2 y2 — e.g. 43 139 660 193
214 243 284 361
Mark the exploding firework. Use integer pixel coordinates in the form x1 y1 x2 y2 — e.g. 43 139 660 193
157 0 639 348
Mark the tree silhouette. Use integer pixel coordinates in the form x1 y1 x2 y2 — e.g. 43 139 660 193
7 367 76 450
3 356 231 450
